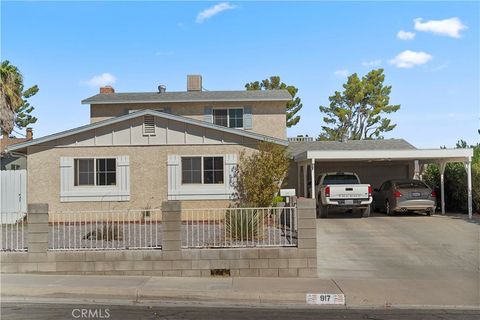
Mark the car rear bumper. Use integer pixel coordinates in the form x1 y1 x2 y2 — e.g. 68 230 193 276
393 199 436 211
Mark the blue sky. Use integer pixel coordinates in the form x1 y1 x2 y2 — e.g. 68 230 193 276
1 1 479 148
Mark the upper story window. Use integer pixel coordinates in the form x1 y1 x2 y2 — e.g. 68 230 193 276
74 158 116 186
181 156 224 184
213 108 243 128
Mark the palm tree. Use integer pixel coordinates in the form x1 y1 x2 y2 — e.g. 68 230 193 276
0 60 23 135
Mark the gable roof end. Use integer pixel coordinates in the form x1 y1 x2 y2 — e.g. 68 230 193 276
6 109 288 152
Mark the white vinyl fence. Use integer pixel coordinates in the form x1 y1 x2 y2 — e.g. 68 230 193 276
0 212 27 251
1 170 27 224
49 209 163 251
182 207 297 248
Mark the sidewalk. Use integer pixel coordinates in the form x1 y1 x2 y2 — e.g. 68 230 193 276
1 274 479 309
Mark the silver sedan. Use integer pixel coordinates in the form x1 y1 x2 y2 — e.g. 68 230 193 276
373 179 437 215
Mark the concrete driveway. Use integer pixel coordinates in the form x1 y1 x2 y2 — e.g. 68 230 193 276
316 211 480 307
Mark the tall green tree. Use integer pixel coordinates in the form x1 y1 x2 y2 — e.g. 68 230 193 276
245 76 302 128
0 60 38 135
319 69 400 141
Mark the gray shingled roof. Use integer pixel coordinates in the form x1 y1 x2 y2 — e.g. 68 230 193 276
82 90 292 104
287 139 416 157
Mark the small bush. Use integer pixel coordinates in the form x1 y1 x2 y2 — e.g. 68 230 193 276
225 208 264 241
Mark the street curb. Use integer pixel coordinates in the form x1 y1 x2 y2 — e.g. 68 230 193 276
2 296 479 311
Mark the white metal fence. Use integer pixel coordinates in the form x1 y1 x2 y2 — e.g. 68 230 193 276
182 207 297 248
0 212 28 252
49 209 163 251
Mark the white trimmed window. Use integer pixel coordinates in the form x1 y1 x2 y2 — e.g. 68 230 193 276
181 156 224 184
213 108 243 128
74 158 116 186
60 156 130 202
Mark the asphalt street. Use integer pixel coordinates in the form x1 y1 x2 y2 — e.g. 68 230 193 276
1 303 479 320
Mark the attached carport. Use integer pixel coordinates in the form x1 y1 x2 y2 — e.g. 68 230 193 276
288 140 474 218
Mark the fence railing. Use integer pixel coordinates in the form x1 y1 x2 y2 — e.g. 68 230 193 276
182 207 297 248
0 212 28 252
49 209 162 251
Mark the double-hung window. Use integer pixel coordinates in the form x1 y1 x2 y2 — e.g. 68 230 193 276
213 108 243 128
181 156 224 184
74 158 116 186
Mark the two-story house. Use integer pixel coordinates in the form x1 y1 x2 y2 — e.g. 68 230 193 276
7 75 291 212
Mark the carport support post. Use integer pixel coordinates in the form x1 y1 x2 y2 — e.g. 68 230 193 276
310 159 315 199
465 159 473 219
439 161 446 215
303 162 308 198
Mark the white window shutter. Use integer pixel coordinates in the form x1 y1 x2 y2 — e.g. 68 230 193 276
204 107 213 123
243 106 252 129
167 155 180 200
60 157 74 200
117 155 130 201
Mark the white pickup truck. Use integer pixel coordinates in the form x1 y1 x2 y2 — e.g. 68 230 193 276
316 172 372 218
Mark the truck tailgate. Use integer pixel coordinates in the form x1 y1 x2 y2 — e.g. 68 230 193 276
329 184 370 199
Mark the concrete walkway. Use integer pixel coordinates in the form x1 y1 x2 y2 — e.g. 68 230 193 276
1 273 479 309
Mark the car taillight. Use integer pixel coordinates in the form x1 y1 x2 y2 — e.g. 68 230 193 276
431 191 437 198
325 186 330 197
393 190 402 198
368 185 372 197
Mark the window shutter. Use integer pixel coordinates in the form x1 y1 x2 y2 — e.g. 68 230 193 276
60 157 74 199
167 155 180 200
117 155 130 201
243 106 252 129
204 107 213 123
143 115 156 135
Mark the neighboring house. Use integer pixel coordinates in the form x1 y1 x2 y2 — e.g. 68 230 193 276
7 75 291 212
0 129 32 170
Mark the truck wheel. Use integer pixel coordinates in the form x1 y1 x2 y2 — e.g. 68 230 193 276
362 205 371 218
319 205 328 218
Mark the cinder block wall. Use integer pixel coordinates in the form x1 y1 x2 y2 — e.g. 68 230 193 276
1 199 317 277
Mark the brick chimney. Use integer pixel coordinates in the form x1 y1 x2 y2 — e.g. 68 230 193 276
26 127 33 140
100 86 115 94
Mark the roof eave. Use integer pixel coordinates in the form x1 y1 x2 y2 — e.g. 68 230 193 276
81 97 292 105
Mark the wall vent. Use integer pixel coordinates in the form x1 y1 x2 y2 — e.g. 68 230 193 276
143 115 156 136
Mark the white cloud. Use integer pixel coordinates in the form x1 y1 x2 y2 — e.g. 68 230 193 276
334 69 349 77
414 17 467 38
361 59 382 67
389 50 433 68
85 73 116 87
397 30 416 40
196 2 237 24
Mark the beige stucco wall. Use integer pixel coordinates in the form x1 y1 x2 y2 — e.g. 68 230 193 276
27 143 257 213
89 101 287 140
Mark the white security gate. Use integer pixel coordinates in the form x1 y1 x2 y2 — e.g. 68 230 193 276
1 170 27 224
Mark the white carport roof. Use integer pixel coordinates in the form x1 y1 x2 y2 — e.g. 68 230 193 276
294 148 473 163
290 139 474 218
